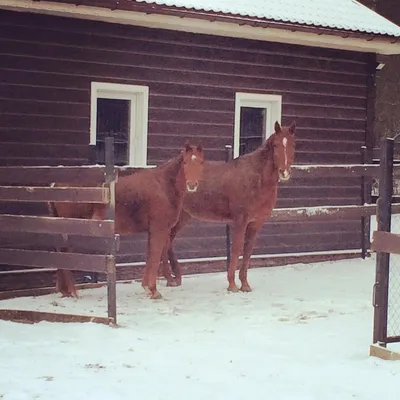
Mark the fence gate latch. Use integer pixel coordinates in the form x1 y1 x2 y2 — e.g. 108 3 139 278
372 282 379 308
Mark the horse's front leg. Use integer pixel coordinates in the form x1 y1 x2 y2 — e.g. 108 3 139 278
239 219 265 292
227 219 248 293
143 227 170 299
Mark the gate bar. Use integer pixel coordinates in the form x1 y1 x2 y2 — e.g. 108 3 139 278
224 145 233 271
373 137 394 345
104 137 117 325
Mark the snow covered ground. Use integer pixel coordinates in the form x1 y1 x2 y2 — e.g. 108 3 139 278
1 256 400 400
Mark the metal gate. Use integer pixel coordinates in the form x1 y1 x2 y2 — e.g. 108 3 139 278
372 137 400 346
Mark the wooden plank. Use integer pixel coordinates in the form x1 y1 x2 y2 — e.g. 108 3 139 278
291 164 380 178
370 344 400 361
0 309 113 325
0 248 109 272
371 231 400 255
0 166 106 185
0 214 114 237
0 280 134 300
0 186 109 203
270 204 384 221
0 232 118 254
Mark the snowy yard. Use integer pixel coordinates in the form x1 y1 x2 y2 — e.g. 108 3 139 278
1 256 400 400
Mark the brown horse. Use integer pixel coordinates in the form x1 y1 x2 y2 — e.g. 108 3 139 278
161 121 296 292
51 142 205 299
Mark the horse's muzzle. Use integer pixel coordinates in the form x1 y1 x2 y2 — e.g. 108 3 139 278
278 169 291 182
186 181 199 193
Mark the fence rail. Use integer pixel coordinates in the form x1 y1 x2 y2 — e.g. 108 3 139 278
0 166 107 185
0 214 114 237
271 204 400 221
0 186 109 203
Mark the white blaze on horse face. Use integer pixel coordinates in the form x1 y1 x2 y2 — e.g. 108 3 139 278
191 155 197 161
282 137 288 175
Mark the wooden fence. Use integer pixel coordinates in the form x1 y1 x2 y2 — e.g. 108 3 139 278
2 139 400 326
0 138 118 325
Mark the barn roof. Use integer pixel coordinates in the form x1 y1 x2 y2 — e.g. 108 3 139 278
135 0 400 37
2 0 400 54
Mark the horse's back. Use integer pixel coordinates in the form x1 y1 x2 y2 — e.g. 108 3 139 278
182 157 277 222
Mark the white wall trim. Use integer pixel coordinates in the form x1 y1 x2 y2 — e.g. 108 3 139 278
1 1 400 55
233 92 282 158
90 82 149 167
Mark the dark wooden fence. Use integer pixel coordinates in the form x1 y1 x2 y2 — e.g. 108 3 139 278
0 138 118 324
1 139 400 328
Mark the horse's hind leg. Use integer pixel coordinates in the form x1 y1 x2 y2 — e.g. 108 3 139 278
161 211 191 286
239 219 264 292
55 240 78 298
160 238 176 287
56 268 78 298
227 220 247 292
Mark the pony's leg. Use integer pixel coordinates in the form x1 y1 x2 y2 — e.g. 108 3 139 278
227 220 247 292
55 243 78 298
143 228 170 299
160 238 176 287
161 211 192 286
167 245 181 286
57 207 104 299
239 219 264 292
56 269 78 298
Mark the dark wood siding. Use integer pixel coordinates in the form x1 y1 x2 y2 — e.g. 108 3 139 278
0 9 370 264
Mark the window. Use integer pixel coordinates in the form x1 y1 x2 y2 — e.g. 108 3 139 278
234 93 282 158
90 82 149 166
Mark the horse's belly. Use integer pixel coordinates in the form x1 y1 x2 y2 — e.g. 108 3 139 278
183 196 231 223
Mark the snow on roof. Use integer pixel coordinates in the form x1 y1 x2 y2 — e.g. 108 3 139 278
135 0 400 37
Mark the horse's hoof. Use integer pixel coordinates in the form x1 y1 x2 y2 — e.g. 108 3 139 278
143 286 152 296
227 284 239 293
60 293 74 298
151 291 162 300
240 285 252 293
166 280 178 287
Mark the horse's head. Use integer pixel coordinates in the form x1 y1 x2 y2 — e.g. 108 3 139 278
269 121 296 182
181 141 205 193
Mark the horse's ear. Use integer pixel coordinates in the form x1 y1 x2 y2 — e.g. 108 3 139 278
274 121 281 133
289 121 296 135
196 142 203 153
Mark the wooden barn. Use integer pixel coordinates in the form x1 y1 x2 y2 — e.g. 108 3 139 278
1 0 400 289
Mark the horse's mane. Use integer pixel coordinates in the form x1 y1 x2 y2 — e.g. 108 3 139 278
157 151 184 178
232 134 274 165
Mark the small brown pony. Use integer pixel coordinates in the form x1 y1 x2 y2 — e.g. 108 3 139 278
161 121 296 292
51 142 205 299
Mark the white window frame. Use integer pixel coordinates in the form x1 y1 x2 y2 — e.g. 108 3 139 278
233 92 282 158
90 82 149 167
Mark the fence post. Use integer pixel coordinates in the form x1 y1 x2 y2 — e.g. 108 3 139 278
90 144 99 284
373 137 394 345
104 137 117 325
360 146 371 259
225 145 233 271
